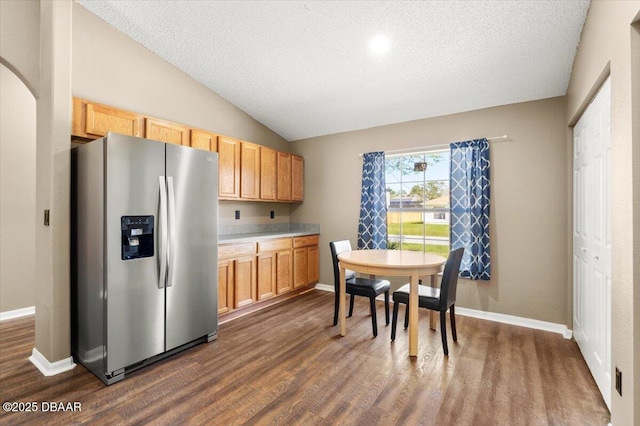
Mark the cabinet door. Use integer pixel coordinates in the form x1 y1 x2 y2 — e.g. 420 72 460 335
277 152 292 201
145 118 189 145
257 253 277 301
191 129 216 151
292 155 304 202
260 147 277 201
234 255 256 308
307 245 319 284
276 250 293 294
218 259 234 315
240 142 260 199
218 136 241 198
293 247 308 289
73 98 143 139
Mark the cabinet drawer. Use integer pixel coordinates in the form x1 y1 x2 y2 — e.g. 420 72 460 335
257 238 292 253
292 235 318 248
218 242 256 259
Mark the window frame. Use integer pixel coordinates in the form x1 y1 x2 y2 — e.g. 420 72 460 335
385 149 450 255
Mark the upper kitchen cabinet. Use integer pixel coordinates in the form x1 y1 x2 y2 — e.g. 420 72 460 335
70 98 304 203
240 141 261 200
276 152 304 202
218 136 241 199
145 118 189 146
276 152 292 201
260 146 277 201
72 98 143 139
190 129 217 152
292 155 304 202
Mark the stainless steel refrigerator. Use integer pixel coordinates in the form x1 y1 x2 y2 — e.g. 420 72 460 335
71 133 218 385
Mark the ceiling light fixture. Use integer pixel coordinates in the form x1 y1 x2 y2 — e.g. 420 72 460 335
369 34 390 55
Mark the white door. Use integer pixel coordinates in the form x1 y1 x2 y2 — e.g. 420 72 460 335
573 77 611 409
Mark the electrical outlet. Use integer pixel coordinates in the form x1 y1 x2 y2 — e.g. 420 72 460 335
615 367 622 396
270 210 275 219
235 210 240 220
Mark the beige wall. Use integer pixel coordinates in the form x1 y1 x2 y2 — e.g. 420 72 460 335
72 4 289 153
291 97 568 325
0 0 40 96
0 64 37 313
219 201 290 229
0 0 74 364
33 0 73 363
72 3 295 230
565 2 640 424
2 5 636 421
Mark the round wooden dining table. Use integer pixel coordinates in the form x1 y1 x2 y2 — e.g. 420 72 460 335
337 249 446 357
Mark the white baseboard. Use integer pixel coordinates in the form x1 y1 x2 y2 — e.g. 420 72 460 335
29 347 76 377
314 284 573 339
0 306 35 321
455 307 573 339
315 283 333 292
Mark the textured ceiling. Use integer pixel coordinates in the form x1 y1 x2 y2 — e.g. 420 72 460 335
75 0 590 141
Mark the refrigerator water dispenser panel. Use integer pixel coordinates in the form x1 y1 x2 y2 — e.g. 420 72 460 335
121 216 154 260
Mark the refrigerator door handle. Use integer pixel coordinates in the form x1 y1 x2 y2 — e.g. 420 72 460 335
166 176 177 288
158 176 168 289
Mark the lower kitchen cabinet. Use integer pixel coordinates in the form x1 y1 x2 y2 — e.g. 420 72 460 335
218 242 257 314
293 235 319 289
234 255 257 308
276 250 293 294
257 252 277 301
257 238 293 299
218 259 234 315
308 245 319 283
217 255 257 313
219 235 317 318
293 247 309 289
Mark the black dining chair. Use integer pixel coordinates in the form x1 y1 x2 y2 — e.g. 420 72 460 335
390 247 464 355
329 240 391 337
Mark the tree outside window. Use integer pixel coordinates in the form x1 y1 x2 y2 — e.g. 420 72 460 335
385 150 450 256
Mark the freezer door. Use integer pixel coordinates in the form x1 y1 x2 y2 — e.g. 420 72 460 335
105 134 166 373
165 144 218 350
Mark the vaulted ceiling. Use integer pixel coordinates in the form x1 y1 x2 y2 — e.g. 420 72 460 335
76 1 590 141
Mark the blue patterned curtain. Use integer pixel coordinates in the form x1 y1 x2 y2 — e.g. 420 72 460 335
450 139 490 280
358 152 387 249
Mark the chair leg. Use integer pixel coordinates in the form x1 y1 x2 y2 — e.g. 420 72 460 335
348 294 355 317
384 291 390 325
403 304 409 329
391 301 399 341
333 290 339 326
450 305 457 342
440 310 448 356
369 296 378 337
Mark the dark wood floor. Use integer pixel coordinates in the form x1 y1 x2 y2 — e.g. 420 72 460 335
0 290 609 425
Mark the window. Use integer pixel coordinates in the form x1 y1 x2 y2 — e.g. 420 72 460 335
385 150 450 257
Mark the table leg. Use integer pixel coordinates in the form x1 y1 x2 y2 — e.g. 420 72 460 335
429 274 437 330
409 273 419 357
339 265 346 336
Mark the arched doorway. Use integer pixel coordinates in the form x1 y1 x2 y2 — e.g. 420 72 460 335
0 62 37 318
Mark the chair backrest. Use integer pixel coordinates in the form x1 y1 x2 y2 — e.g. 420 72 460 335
329 240 352 292
439 247 465 310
